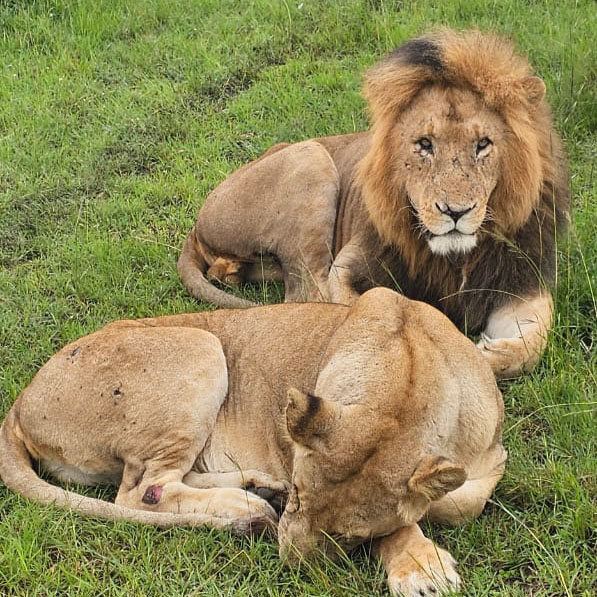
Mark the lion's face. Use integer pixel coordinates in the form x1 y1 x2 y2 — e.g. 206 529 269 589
392 85 505 255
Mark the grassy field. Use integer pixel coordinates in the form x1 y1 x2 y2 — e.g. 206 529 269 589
0 1 595 595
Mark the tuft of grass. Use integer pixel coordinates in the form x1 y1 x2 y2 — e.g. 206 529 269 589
0 1 595 595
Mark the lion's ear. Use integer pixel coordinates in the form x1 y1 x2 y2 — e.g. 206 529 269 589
523 75 546 107
407 455 466 501
286 388 341 448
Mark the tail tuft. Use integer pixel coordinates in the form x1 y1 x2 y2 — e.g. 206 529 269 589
177 228 255 309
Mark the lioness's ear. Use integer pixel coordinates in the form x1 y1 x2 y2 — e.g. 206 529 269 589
523 75 546 107
407 455 466 501
286 388 340 447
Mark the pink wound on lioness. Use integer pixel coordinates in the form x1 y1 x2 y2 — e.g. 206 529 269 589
142 485 163 505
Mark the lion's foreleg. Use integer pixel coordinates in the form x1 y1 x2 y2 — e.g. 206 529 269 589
375 524 461 596
328 242 366 305
477 292 553 379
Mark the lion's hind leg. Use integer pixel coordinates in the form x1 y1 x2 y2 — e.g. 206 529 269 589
196 140 340 304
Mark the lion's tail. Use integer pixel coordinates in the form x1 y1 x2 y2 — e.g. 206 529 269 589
0 411 267 534
177 227 255 309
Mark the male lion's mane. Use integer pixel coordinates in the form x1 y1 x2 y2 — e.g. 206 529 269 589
356 30 570 331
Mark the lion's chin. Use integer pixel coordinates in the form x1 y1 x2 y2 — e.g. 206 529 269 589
427 232 477 256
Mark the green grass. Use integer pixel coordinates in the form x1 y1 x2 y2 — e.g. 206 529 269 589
0 0 595 595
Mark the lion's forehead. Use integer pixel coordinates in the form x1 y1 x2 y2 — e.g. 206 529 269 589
400 86 505 142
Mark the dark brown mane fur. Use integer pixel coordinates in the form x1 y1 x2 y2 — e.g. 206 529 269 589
355 30 570 333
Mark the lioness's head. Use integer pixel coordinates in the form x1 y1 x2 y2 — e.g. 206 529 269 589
278 388 466 560
277 289 501 560
359 29 554 263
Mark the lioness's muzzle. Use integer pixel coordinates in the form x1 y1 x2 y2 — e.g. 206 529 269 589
278 508 320 562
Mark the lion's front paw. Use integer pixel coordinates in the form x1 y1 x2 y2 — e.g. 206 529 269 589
477 335 530 379
387 545 461 596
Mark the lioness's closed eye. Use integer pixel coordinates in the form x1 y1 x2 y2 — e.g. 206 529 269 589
178 29 569 380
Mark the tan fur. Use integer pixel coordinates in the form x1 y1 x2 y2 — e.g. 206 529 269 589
178 29 569 379
0 289 505 596
478 292 553 378
360 29 552 248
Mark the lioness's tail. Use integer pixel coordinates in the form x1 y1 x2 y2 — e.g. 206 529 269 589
177 227 255 309
0 413 266 534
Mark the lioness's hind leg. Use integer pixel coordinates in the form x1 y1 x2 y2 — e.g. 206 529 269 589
427 443 506 525
116 461 278 529
184 470 289 492
103 327 278 529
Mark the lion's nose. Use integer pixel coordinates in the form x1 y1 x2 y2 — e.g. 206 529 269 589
435 203 476 223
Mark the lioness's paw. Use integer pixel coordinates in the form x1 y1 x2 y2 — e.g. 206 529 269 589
477 335 528 379
229 489 279 527
243 471 290 514
387 546 460 597
240 470 290 492
230 514 278 538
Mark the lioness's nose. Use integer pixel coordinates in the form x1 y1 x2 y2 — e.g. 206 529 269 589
435 203 476 222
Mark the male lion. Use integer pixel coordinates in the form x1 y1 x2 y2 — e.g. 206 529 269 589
0 289 505 596
178 29 570 379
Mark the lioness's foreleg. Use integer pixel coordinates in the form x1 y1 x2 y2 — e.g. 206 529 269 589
184 470 289 493
184 470 289 513
478 293 553 379
376 524 460 597
427 442 506 525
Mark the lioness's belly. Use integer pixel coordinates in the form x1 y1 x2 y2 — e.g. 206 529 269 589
197 410 292 482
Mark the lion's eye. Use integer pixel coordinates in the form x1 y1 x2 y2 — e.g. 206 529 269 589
416 137 434 154
476 137 492 154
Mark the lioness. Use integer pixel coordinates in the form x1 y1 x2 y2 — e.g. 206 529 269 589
178 29 570 379
0 289 505 596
